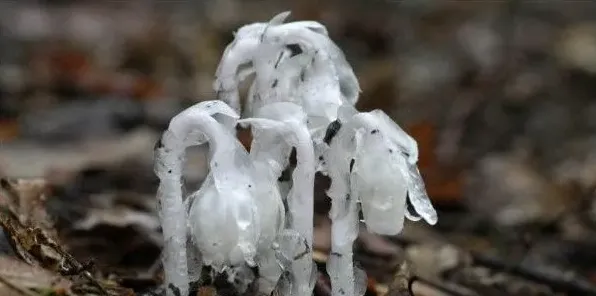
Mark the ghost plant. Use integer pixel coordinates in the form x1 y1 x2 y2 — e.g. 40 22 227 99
320 105 438 296
155 100 286 296
240 102 316 295
155 11 437 296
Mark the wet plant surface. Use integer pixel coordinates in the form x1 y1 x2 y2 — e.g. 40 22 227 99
2 1 596 295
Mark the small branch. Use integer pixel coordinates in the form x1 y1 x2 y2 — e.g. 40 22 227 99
385 261 412 296
392 235 596 296
385 261 476 296
409 277 477 296
473 254 596 296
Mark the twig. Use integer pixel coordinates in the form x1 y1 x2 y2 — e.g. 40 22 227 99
409 277 478 296
392 233 596 296
473 254 596 296
386 261 412 296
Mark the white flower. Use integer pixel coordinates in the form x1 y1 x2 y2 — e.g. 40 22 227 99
155 100 243 296
156 100 287 296
214 11 360 139
325 105 438 236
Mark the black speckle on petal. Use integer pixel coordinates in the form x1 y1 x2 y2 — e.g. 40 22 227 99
323 120 342 145
274 51 284 69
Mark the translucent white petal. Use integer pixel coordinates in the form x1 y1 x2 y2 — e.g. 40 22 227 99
368 109 418 163
188 175 257 270
263 23 360 105
351 109 437 226
405 163 438 225
283 21 329 35
350 128 407 235
267 11 292 26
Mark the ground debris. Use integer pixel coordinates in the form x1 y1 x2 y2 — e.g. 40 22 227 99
0 177 134 296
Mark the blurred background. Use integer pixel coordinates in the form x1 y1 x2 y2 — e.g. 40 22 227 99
1 1 596 295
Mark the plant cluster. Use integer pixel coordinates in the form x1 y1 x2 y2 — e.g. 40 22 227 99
154 11 437 296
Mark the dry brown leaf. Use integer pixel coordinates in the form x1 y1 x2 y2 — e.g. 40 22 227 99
0 178 56 238
0 186 111 295
0 255 71 294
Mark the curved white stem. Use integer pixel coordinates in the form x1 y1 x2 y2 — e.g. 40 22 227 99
155 102 241 296
263 25 361 105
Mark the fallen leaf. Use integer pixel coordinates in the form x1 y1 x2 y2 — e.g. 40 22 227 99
0 256 72 294
0 178 55 238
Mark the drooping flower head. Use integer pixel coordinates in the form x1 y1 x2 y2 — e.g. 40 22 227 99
324 105 438 235
214 11 360 140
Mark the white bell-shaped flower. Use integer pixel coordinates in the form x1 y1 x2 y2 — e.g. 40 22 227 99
155 100 244 296
324 105 438 235
178 103 282 272
349 109 438 228
240 102 316 296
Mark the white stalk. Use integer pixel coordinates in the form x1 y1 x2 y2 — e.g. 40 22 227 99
155 135 189 296
286 120 316 296
328 195 360 296
323 117 361 296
